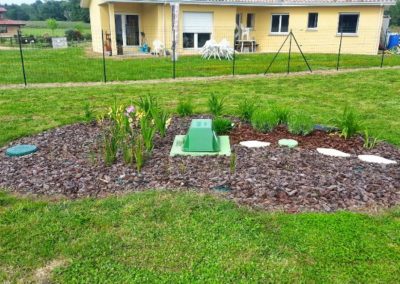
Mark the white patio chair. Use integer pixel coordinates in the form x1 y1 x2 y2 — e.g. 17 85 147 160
240 24 251 40
152 40 165 56
218 39 234 60
200 39 221 60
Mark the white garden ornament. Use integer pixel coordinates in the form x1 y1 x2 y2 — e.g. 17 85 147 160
316 148 351 158
239 141 271 148
357 155 397 165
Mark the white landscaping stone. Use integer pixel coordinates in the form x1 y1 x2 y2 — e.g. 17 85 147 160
358 155 397 165
316 148 351 158
239 140 271 148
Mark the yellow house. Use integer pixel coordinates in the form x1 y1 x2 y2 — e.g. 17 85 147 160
80 0 395 56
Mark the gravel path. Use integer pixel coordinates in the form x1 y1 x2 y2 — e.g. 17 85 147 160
1 117 399 212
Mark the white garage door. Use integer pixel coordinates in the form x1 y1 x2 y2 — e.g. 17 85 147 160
183 12 213 33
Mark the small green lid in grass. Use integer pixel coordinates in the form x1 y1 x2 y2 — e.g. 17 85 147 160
278 139 298 148
6 144 38 157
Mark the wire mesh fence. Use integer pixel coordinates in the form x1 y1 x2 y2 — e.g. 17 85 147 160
0 26 399 85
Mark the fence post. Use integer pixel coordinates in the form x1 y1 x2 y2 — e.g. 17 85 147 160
101 30 107 83
172 28 176 79
17 30 27 86
232 47 236 76
380 30 388 68
264 32 291 74
287 30 292 75
336 31 343 71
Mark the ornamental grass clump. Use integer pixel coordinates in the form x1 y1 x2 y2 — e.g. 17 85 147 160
140 117 156 152
237 99 256 122
152 108 170 138
208 93 224 116
251 110 279 133
334 106 362 139
135 94 158 118
177 99 194 117
273 106 290 125
213 117 233 135
288 113 314 136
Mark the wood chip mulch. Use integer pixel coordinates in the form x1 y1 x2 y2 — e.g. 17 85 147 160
0 116 399 213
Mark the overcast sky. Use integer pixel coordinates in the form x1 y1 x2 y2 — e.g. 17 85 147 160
0 0 41 5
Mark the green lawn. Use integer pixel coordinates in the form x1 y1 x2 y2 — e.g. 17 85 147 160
21 21 91 37
1 191 399 283
1 69 400 282
1 68 400 146
1 46 400 84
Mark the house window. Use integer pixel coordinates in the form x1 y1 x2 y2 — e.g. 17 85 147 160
183 33 211 48
308 13 318 29
271 14 289 34
246 13 255 29
183 12 213 49
0 25 7 33
338 13 359 34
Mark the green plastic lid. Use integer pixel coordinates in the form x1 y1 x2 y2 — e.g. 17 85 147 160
6 144 38 157
278 139 298 148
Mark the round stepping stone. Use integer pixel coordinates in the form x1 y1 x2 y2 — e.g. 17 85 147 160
6 144 38 157
239 141 271 148
358 155 397 165
317 148 351 158
278 139 298 148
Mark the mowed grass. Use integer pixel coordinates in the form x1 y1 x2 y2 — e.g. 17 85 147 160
21 21 91 37
1 190 399 283
1 46 400 84
1 68 400 146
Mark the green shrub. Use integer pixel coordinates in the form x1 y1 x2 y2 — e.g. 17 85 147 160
133 134 145 173
288 113 314 136
213 118 233 135
136 95 158 118
140 117 156 152
273 106 290 125
251 110 279 133
177 99 194 117
238 99 256 121
363 129 382 149
152 108 169 137
335 106 361 139
83 102 94 121
208 93 224 116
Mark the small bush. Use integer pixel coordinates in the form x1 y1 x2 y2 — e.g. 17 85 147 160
251 110 279 133
238 99 256 121
83 102 94 121
213 118 233 135
288 113 314 136
335 106 361 139
152 108 169 137
136 95 158 118
177 99 193 117
208 93 224 116
273 106 290 125
140 117 156 152
363 129 382 149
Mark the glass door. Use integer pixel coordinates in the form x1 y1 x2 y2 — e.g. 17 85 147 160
115 14 140 47
126 15 139 46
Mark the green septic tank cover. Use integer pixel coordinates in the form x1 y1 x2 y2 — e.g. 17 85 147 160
183 119 220 152
6 144 38 157
278 139 298 148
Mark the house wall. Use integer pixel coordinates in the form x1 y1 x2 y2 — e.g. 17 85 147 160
88 1 384 55
0 25 20 37
237 6 384 54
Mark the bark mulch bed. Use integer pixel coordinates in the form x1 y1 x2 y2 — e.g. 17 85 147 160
0 116 399 213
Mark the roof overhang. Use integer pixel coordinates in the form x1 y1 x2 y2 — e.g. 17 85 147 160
81 0 396 8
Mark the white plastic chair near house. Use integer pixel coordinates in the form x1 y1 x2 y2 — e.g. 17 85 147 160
219 39 234 60
240 24 251 40
152 40 165 56
200 39 221 60
200 39 233 60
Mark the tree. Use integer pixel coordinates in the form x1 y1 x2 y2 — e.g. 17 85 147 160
389 1 400 27
46 18 58 35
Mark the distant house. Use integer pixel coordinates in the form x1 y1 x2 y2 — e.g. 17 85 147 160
0 7 25 38
81 0 395 56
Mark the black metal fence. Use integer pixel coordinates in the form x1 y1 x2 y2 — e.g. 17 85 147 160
0 27 399 86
